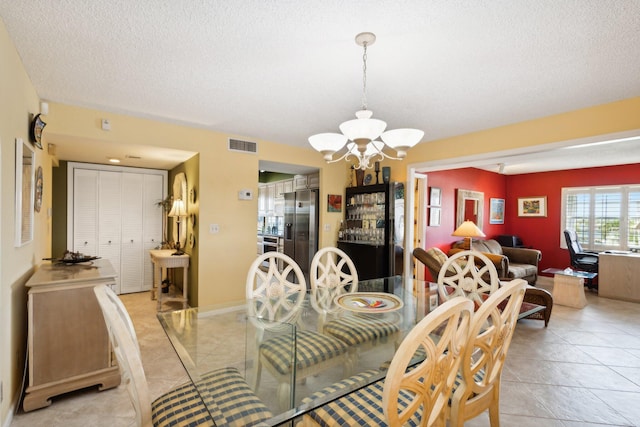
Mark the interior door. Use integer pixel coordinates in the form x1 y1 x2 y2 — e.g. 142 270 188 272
120 173 144 294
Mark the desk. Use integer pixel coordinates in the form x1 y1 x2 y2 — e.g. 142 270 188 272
543 268 596 309
599 252 640 303
149 249 189 310
157 276 438 425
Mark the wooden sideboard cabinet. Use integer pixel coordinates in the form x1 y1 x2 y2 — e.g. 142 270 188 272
23 259 121 411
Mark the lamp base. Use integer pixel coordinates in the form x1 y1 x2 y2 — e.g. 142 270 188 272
466 237 472 250
172 242 185 256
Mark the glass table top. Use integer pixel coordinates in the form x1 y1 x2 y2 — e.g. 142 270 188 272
157 275 439 425
542 267 598 279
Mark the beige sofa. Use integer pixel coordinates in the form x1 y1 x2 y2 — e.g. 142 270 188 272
449 239 542 284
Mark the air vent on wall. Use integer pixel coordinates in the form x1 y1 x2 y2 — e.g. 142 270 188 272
228 138 257 154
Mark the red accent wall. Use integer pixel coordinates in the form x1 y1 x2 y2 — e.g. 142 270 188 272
420 168 507 279
506 163 640 273
420 163 640 280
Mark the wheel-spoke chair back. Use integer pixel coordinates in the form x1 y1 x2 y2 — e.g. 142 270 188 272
246 252 307 327
437 250 499 306
448 279 527 427
310 247 358 314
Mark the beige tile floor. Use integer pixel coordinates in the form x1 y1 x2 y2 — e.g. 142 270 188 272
9 284 640 426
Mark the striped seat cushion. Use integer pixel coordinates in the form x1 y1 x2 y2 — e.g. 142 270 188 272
260 330 349 375
152 367 272 427
324 315 400 346
302 370 422 426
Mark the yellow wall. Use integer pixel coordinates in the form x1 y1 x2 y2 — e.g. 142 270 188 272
0 19 53 421
405 97 640 167
45 103 349 309
168 155 201 306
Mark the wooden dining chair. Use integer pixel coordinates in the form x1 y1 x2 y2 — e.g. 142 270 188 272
309 246 359 314
309 247 401 364
448 279 527 427
93 285 272 427
246 252 350 409
300 296 474 427
437 249 500 306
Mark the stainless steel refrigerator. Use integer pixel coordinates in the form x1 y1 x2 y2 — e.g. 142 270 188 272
283 189 319 283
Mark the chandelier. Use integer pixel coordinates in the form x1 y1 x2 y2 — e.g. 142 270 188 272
308 32 424 170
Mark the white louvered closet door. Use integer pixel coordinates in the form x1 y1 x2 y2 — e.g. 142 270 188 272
70 163 167 295
73 169 99 255
98 171 122 291
120 173 144 294
142 174 164 290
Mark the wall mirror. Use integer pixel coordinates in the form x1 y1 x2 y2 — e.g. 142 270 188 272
15 138 35 246
456 189 484 230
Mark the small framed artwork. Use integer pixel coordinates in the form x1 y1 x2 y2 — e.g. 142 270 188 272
429 293 438 311
328 194 342 212
518 196 547 217
430 187 441 206
489 198 505 224
429 207 441 226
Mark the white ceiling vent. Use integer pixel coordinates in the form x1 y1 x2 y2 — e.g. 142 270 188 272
228 138 257 154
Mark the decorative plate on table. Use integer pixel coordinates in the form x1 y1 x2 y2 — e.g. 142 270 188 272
335 292 404 313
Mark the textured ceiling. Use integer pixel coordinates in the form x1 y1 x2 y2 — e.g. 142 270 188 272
1 0 639 172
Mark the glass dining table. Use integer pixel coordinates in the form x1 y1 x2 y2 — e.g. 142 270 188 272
157 275 439 426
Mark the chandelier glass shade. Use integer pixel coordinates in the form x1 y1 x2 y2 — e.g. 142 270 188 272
308 32 424 170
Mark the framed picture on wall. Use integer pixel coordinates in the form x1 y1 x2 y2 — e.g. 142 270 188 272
429 207 441 226
518 196 547 217
429 187 441 206
328 194 342 212
489 198 505 224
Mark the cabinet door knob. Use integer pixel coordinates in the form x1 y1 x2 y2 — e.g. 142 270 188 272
109 240 112 244
84 241 88 245
131 239 134 243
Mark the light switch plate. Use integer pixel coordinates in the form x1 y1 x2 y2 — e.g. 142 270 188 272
209 224 220 234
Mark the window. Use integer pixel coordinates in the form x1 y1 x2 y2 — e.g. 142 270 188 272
562 185 640 250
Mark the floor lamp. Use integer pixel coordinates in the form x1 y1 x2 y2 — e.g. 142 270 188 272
452 220 486 250
168 199 188 256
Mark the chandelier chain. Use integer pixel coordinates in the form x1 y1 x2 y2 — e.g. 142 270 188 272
361 42 368 110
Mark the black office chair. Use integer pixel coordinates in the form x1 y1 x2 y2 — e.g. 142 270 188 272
564 228 599 288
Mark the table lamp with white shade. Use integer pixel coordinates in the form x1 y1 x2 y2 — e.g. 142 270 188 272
452 220 486 250
168 199 188 255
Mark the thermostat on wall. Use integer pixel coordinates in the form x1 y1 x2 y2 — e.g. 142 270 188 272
238 189 253 200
